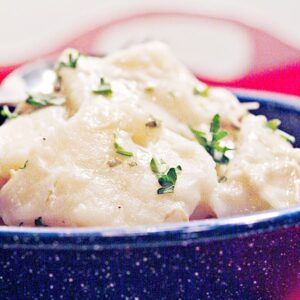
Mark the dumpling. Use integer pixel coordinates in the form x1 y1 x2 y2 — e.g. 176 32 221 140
58 42 250 138
211 114 300 217
0 106 66 185
0 98 217 226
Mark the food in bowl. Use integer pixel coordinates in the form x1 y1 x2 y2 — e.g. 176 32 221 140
0 42 299 227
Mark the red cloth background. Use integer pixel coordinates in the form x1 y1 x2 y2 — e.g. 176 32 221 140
2 63 299 96
0 12 299 97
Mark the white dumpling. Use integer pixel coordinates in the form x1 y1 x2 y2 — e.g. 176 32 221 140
0 107 66 184
211 115 300 217
58 42 249 137
0 99 217 227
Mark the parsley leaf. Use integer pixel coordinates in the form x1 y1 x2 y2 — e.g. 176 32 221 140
150 158 168 175
266 118 295 143
194 86 210 97
20 160 28 170
266 119 281 131
150 158 182 194
279 131 295 143
34 217 48 227
93 78 112 97
128 161 138 167
190 114 232 164
59 52 80 69
1 105 17 120
113 136 133 157
107 158 122 168
144 87 155 93
145 116 161 128
26 95 65 108
218 175 227 183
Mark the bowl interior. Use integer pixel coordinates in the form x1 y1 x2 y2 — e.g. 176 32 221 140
0 90 299 249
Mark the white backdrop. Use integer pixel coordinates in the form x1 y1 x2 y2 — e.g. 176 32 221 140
0 0 299 65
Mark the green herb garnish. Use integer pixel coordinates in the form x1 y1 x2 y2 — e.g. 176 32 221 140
144 87 154 93
145 116 161 128
194 86 210 97
279 131 295 143
59 52 80 69
26 95 65 108
266 119 281 131
20 160 28 170
150 158 167 175
93 78 112 97
218 175 227 183
34 217 48 227
190 114 232 164
150 158 182 194
1 105 17 120
128 161 138 167
266 118 295 143
113 136 133 157
107 158 122 168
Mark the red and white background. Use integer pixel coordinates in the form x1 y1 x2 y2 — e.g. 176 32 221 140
0 0 299 94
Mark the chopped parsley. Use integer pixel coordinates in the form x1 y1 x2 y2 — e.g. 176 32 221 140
150 158 182 194
20 160 29 170
190 114 232 164
266 119 281 131
279 131 295 143
107 158 122 168
1 105 17 120
26 95 65 107
128 161 138 167
93 78 112 97
218 175 227 183
145 116 161 128
194 86 210 97
113 136 133 157
144 87 155 93
150 158 167 175
266 118 295 143
59 52 80 69
34 217 48 227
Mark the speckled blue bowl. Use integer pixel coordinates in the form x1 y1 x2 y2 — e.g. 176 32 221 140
0 91 300 300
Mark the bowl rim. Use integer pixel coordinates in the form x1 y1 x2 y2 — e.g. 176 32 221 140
0 90 299 250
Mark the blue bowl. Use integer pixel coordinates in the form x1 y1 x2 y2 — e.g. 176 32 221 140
0 91 300 300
